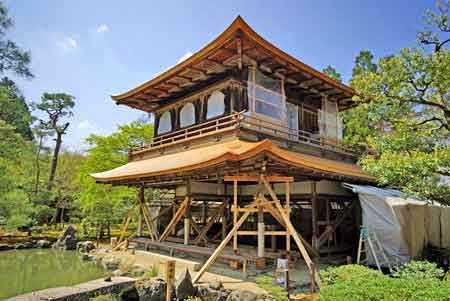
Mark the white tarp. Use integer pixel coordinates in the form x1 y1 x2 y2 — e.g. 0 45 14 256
344 184 429 266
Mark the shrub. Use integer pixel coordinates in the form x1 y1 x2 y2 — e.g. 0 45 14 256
146 265 159 278
256 275 288 301
320 276 450 301
392 260 444 280
320 264 383 286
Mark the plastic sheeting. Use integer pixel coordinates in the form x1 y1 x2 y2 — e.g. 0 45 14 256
344 184 439 266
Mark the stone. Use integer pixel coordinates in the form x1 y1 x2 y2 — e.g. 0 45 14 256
102 255 121 270
176 268 195 300
14 243 26 249
136 278 166 301
113 269 124 277
77 240 96 253
226 290 258 301
0 243 12 251
209 280 223 290
23 241 35 248
52 225 78 250
36 239 51 248
80 253 90 261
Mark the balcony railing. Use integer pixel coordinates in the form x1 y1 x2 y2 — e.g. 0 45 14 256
131 111 360 157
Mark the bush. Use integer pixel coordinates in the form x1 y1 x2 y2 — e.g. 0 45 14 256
392 260 444 280
145 265 159 278
320 264 383 286
256 275 288 301
319 264 450 301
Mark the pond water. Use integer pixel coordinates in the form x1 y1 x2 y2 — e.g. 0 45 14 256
0 248 106 299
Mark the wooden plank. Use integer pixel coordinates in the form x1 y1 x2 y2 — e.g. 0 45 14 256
261 176 322 287
317 201 355 247
193 199 229 244
192 198 259 283
233 180 238 253
159 197 189 242
224 175 294 182
286 181 291 253
237 231 287 236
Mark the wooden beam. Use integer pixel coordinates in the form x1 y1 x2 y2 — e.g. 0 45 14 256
261 176 322 287
224 175 294 182
193 199 229 244
317 201 356 247
192 198 259 283
233 180 238 253
159 197 189 242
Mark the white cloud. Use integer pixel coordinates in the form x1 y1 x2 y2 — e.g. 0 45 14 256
58 37 78 51
96 24 109 34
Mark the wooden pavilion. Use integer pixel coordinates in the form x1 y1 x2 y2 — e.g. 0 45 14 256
91 16 374 285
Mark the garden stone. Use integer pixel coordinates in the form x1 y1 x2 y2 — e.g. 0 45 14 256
209 280 223 290
23 241 34 248
36 239 51 248
136 278 166 301
113 269 123 277
226 290 258 301
77 240 96 253
176 268 194 300
15 243 26 249
0 244 12 251
102 255 121 270
52 225 78 250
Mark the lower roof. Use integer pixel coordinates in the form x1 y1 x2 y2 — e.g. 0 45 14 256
91 139 374 185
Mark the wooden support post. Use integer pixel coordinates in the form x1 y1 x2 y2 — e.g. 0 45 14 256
160 197 189 242
192 198 259 283
257 203 265 258
233 180 238 254
311 182 318 250
137 213 142 237
165 260 175 301
184 198 191 246
285 181 291 257
202 201 207 225
261 176 322 287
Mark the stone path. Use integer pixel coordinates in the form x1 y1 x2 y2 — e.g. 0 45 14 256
8 277 135 301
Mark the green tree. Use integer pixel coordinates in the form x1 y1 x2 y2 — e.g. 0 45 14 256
76 120 153 238
33 93 75 191
351 50 378 78
348 0 450 203
0 78 33 140
322 65 342 82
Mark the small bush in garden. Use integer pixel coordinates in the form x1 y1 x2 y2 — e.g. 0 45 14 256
319 264 383 286
392 260 444 280
256 275 288 301
146 265 159 277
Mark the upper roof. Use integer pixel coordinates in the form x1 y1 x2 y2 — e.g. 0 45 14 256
112 16 356 113
91 138 374 185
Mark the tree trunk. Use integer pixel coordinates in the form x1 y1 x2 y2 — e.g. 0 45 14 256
34 135 43 195
47 132 63 191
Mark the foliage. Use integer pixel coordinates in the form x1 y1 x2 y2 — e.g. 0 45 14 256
256 275 288 301
344 1 450 203
0 78 33 139
320 264 383 286
319 264 450 301
145 265 159 278
0 2 32 78
322 65 342 82
76 120 154 237
392 260 444 280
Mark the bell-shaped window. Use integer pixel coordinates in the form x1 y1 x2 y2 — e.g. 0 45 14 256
206 91 225 119
158 111 172 134
180 102 195 127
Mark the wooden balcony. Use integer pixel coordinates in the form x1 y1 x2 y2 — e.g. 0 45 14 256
130 112 362 159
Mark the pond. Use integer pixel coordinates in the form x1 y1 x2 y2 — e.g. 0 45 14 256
0 248 106 299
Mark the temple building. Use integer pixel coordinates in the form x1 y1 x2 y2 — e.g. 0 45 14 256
91 16 374 284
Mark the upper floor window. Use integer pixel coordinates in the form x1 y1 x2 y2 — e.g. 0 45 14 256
158 111 172 135
248 68 285 121
180 102 195 128
206 91 225 119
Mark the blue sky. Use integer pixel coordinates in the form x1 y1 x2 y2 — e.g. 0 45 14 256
5 0 435 150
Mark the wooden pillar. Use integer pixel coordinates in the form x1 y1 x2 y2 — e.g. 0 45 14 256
286 181 291 256
257 203 265 258
233 180 238 254
184 198 190 246
137 213 142 237
311 182 318 249
202 201 207 225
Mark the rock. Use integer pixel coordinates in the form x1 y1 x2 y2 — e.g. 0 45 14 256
0 243 12 251
77 240 96 253
130 264 147 277
15 243 26 249
79 253 89 261
176 268 194 300
36 239 51 248
113 269 123 277
226 290 258 301
104 275 112 282
136 278 166 301
209 280 223 290
52 225 78 250
102 255 121 271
